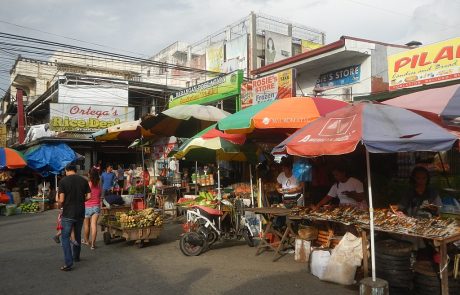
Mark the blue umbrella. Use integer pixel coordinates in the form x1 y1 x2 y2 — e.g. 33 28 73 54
24 143 82 176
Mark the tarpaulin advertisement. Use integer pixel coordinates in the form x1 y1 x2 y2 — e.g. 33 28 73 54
301 40 323 53
265 31 292 65
241 69 295 109
206 42 224 73
316 65 361 88
388 37 460 91
49 103 135 132
169 70 243 108
223 35 248 75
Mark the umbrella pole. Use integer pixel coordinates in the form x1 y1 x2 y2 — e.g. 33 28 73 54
366 150 376 281
217 160 221 231
195 161 198 195
249 164 254 208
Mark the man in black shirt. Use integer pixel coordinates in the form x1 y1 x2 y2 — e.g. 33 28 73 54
58 164 91 271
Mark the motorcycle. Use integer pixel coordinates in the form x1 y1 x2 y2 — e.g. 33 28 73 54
179 198 257 256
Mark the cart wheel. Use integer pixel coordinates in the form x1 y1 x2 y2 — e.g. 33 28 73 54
243 228 255 247
137 240 144 248
179 232 206 256
103 232 111 245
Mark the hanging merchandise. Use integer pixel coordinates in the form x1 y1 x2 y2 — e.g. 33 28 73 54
292 158 312 182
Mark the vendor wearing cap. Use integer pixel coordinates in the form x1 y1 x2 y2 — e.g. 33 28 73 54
276 158 304 208
314 165 366 209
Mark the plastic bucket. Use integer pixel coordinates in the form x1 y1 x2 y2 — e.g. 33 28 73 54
5 204 17 216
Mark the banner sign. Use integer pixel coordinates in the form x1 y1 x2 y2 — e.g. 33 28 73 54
388 37 460 91
169 70 243 108
58 84 128 107
223 35 248 75
265 31 292 65
0 124 6 147
301 40 323 53
49 103 135 132
206 42 224 73
316 65 361 88
241 69 295 109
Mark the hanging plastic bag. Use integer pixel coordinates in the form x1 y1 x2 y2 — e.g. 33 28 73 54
293 158 312 182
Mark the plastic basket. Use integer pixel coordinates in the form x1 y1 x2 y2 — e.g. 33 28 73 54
5 204 17 216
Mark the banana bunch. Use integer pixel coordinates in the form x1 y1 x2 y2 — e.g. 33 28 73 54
119 213 138 229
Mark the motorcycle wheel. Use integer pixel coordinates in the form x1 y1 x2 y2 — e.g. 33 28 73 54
243 228 255 247
179 232 206 256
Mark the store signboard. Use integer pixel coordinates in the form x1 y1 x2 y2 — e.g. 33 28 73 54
301 40 323 53
241 69 295 109
316 65 361 88
388 37 460 91
206 42 224 73
58 84 129 106
49 103 135 132
265 31 292 65
223 35 248 76
169 70 243 108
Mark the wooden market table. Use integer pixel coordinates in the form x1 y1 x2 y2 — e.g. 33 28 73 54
291 212 460 295
246 207 295 261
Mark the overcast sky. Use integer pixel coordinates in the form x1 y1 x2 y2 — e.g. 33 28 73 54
0 0 459 92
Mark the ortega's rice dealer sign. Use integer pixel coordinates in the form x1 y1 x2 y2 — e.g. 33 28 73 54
49 103 135 132
169 70 243 108
388 37 460 91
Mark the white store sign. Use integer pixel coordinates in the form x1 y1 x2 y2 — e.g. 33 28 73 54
49 103 135 132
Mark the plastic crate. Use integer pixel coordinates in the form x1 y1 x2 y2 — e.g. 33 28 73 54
131 198 145 210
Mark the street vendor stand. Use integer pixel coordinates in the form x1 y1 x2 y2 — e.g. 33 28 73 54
273 102 459 294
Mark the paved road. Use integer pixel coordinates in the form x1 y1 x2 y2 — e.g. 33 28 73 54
1 210 358 295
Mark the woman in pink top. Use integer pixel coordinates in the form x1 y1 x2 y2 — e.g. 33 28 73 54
83 169 102 249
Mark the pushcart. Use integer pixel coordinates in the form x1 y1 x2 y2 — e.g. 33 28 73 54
99 205 163 248
100 222 162 248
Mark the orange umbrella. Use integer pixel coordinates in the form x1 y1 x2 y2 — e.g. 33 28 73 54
217 97 349 135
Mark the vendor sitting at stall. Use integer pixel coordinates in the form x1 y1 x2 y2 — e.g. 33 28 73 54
314 165 366 209
394 166 442 218
276 158 304 208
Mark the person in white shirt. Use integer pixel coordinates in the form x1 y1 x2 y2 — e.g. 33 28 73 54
276 159 304 207
315 166 366 209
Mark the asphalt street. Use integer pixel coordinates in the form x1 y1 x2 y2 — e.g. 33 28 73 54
1 210 358 295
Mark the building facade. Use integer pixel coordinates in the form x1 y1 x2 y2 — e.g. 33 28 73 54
251 36 410 102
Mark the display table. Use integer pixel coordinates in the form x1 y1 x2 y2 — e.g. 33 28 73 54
246 207 295 261
290 207 460 295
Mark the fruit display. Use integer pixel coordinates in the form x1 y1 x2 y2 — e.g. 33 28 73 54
19 202 39 213
290 206 460 239
176 190 218 208
232 183 254 198
117 208 163 229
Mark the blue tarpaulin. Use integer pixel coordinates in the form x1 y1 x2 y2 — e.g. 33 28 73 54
24 143 82 176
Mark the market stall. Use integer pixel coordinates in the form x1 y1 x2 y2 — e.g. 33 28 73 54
0 147 27 215
172 125 260 255
273 101 459 294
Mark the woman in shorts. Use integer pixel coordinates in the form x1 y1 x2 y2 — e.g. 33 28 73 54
82 169 102 249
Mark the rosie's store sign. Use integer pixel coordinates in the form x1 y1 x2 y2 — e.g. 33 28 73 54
49 103 135 131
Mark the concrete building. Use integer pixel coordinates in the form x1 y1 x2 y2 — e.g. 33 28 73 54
251 36 410 101
151 12 326 87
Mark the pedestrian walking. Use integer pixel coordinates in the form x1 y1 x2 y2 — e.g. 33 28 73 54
57 164 91 271
82 168 102 250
